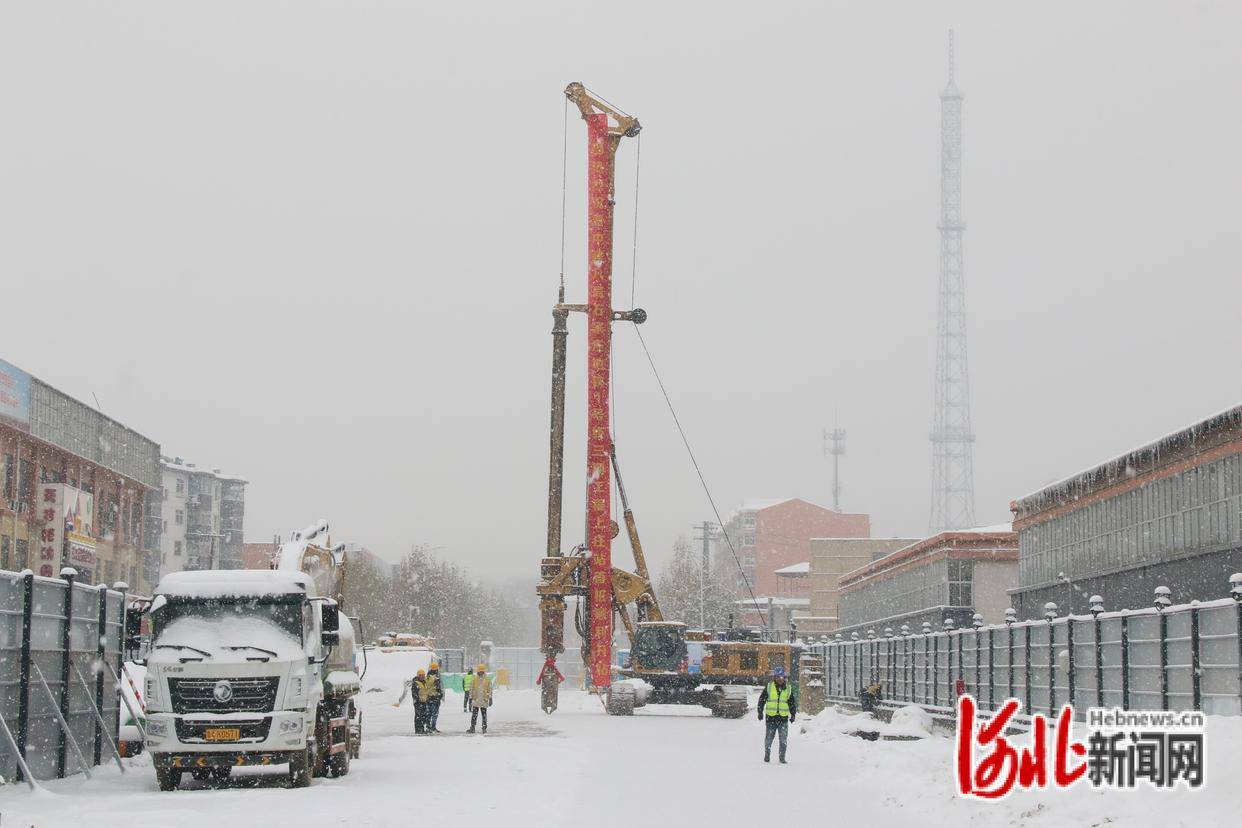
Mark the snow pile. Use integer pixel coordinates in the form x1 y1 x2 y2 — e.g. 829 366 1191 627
887 704 935 737
798 704 934 741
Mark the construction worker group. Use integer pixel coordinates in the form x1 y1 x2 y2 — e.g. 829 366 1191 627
395 662 494 735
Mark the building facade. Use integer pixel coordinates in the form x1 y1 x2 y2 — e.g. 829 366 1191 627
0 358 160 593
1009 405 1242 617
801 537 918 634
717 498 870 597
156 457 247 577
835 528 1017 636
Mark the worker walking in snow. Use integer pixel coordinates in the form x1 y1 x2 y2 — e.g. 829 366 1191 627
462 668 474 712
425 662 443 733
467 664 493 734
758 666 796 764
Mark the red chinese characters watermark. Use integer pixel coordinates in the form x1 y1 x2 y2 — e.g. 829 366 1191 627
955 695 1086 799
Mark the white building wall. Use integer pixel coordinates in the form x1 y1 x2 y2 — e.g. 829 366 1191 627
159 467 190 576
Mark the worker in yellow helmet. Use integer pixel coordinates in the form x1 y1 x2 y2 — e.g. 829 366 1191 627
466 664 493 734
757 666 796 764
425 662 444 733
394 668 431 734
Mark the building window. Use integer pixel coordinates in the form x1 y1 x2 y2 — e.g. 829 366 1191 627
175 509 184 525
15 539 28 569
175 478 185 495
743 534 755 547
174 541 182 556
2 453 12 502
948 559 973 607
0 535 9 569
742 516 756 528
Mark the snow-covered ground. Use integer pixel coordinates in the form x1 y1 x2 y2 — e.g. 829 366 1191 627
0 649 1233 827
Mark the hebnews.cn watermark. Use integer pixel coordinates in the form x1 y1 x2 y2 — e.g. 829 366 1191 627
955 695 1205 799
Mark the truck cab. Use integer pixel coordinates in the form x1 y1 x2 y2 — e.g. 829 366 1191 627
139 569 356 790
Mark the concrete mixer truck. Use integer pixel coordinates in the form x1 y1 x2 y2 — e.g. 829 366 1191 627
133 520 363 790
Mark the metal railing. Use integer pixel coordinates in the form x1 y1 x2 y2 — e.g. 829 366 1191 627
804 579 1242 718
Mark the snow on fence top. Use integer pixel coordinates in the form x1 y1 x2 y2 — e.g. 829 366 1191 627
154 569 312 599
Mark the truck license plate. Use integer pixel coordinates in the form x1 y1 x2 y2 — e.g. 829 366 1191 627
204 727 240 742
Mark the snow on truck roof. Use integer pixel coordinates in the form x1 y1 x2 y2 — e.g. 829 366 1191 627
154 569 312 599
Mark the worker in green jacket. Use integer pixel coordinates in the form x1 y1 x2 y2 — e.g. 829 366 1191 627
462 668 474 712
757 667 797 764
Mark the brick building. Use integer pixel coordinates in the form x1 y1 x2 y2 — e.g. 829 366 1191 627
241 541 278 569
0 358 160 593
835 527 1017 636
717 498 870 597
1009 404 1242 617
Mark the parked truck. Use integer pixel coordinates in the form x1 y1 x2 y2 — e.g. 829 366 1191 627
133 521 362 790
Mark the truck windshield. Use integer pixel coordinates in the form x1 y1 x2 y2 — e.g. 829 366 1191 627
151 597 304 647
633 626 685 670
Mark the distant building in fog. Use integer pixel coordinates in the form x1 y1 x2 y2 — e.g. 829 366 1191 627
1010 405 1242 617
157 456 246 576
799 537 919 635
717 497 870 596
836 527 1017 636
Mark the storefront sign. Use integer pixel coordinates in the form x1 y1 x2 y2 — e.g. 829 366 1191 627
36 483 95 579
0 359 31 430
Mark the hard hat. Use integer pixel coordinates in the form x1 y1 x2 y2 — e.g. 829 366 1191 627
429 662 439 670
416 669 426 676
772 667 786 678
476 664 486 672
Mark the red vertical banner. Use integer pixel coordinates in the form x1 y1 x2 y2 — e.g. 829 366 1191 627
585 113 614 688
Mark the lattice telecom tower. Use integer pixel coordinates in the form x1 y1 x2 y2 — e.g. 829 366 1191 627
929 29 976 533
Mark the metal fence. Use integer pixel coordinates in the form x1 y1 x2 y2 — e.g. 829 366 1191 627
434 648 467 674
0 568 124 782
489 647 584 689
806 586 1242 719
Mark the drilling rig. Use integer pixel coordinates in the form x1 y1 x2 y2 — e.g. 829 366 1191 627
537 83 800 718
537 82 648 713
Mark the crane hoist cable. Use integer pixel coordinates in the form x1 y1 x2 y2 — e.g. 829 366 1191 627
614 105 767 629
630 325 768 628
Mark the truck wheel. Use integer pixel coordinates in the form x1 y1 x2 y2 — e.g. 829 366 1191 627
328 744 351 777
313 711 331 778
155 764 183 791
289 743 314 788
349 716 362 760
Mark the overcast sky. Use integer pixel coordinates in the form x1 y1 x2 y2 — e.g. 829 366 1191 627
2 2 1239 581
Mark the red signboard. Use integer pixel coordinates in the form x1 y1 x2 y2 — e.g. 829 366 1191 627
586 112 614 688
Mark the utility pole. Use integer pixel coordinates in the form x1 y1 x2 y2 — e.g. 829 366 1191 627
822 422 846 512
694 521 716 629
929 28 977 533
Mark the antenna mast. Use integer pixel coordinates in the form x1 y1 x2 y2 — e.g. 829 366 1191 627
929 28 977 532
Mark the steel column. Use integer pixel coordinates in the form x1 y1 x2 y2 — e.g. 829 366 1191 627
16 571 34 781
57 570 75 778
